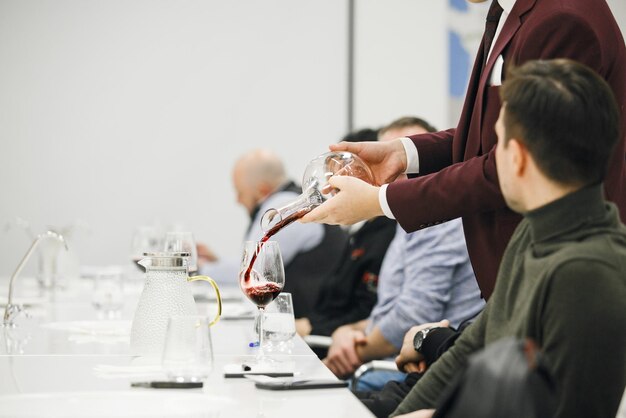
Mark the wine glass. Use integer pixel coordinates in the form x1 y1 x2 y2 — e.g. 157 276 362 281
239 240 285 364
163 231 198 275
130 226 162 272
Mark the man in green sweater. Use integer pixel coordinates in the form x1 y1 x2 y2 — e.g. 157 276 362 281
391 59 626 418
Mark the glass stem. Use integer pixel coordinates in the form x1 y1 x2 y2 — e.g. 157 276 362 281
258 307 265 360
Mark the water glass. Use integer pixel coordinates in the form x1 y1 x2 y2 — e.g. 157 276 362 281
164 232 198 274
92 268 124 318
162 315 213 382
130 226 163 272
263 293 296 349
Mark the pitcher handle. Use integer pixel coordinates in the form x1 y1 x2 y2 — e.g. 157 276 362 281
188 275 222 326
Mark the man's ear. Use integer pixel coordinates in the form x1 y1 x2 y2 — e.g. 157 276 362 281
256 181 273 199
507 138 529 179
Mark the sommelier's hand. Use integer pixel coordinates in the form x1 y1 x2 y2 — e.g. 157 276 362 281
329 139 407 185
300 176 383 225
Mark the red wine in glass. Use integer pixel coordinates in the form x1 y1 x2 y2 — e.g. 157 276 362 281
242 281 283 308
239 239 285 364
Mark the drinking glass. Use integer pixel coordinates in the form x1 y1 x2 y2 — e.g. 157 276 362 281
239 241 284 363
130 226 162 272
263 293 296 352
162 315 213 382
91 268 124 319
163 232 198 274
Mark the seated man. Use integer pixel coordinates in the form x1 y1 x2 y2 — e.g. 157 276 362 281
392 59 626 418
198 149 347 318
321 117 485 389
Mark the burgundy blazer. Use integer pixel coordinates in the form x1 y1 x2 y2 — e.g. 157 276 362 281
387 0 626 299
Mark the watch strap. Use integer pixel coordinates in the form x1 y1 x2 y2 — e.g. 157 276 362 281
421 327 459 365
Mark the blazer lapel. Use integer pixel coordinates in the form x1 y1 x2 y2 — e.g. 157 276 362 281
465 0 538 158
481 0 537 86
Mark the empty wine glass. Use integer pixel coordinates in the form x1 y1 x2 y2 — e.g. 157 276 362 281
163 232 198 275
239 241 284 364
130 226 162 272
91 267 124 319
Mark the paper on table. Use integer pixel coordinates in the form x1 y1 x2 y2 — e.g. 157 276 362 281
223 361 296 378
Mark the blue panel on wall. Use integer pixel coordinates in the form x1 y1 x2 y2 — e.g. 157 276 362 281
449 30 470 97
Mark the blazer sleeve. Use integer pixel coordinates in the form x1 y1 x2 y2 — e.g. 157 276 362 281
387 12 603 233
388 149 505 232
408 128 456 176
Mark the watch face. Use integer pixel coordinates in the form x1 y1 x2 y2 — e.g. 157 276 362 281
414 330 426 352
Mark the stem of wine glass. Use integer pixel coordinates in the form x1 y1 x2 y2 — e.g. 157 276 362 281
257 307 265 362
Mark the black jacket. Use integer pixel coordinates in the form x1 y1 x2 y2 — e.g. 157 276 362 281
307 217 396 336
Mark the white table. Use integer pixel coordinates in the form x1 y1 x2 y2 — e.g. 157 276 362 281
0 277 374 417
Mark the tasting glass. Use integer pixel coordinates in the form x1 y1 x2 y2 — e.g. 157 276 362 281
162 315 213 382
163 232 198 275
91 268 124 319
130 226 162 272
239 241 285 363
262 293 296 353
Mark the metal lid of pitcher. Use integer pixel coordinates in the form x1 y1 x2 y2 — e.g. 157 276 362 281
139 252 190 268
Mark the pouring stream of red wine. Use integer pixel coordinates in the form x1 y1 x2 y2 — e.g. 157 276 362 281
243 206 312 283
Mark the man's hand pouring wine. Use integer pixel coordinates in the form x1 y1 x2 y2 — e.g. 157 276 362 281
300 138 409 225
300 176 383 225
330 139 408 185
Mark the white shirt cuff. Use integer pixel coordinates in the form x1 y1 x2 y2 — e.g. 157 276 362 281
378 184 396 220
401 137 420 174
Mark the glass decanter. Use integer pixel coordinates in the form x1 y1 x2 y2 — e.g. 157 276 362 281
260 151 374 232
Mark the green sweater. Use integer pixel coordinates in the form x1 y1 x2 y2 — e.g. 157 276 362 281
392 185 626 418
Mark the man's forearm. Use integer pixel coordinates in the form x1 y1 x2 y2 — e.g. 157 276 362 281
347 319 369 332
355 326 398 363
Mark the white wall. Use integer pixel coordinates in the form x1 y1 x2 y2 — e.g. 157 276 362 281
1 0 625 277
0 0 348 275
353 0 448 131
354 0 626 130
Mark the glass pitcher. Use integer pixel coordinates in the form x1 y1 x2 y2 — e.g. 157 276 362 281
130 252 222 358
260 151 374 231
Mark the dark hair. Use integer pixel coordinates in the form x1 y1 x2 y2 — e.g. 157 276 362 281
500 59 620 186
341 128 380 143
380 116 437 137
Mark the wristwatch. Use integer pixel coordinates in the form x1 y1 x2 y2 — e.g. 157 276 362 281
413 326 439 354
